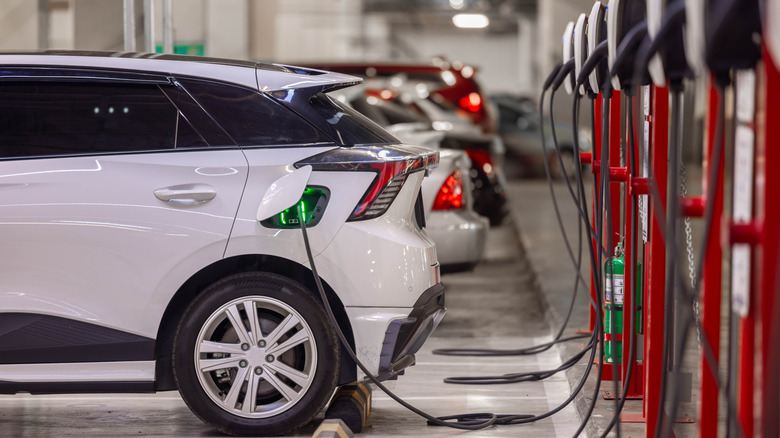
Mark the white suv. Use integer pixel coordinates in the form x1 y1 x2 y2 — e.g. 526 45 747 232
0 51 444 436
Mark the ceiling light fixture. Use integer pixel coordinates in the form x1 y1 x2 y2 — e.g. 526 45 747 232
452 13 489 29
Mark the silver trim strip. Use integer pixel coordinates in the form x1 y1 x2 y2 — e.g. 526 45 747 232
0 361 155 382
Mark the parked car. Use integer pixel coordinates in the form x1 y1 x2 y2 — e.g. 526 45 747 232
304 59 496 133
420 149 489 272
0 51 444 437
490 93 591 180
337 88 488 271
332 80 508 226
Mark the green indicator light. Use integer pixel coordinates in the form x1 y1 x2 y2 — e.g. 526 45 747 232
262 186 329 229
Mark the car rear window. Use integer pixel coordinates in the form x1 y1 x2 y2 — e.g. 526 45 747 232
178 78 332 147
293 92 400 146
0 81 207 159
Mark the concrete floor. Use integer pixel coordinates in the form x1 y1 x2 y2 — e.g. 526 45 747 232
0 224 583 437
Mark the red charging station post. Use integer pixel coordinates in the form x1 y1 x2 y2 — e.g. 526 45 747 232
620 93 643 400
727 65 759 437
608 92 622 261
755 44 780 438
585 96 604 334
642 84 668 436
588 89 649 403
596 91 624 383
695 79 726 438
593 90 645 400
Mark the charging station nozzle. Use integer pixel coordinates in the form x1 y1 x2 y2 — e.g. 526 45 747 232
609 22 650 90
705 0 761 75
576 41 608 91
635 0 689 90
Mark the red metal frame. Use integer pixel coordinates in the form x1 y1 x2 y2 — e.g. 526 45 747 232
756 44 780 438
643 85 669 437
597 92 625 383
609 92 622 248
620 93 643 399
586 96 604 333
698 79 726 438
587 90 645 400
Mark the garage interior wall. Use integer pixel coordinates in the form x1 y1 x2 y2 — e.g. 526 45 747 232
0 0 593 96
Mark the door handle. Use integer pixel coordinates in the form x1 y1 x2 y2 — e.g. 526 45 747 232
154 184 217 205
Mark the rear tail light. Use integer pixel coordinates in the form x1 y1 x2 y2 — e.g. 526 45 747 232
458 92 483 113
432 169 464 210
296 145 439 221
465 149 495 176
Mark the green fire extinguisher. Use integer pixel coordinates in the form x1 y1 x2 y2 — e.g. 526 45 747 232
604 243 643 364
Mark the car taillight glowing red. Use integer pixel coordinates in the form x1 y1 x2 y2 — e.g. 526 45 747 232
295 145 439 222
465 149 495 176
432 169 464 210
350 161 413 220
458 92 483 113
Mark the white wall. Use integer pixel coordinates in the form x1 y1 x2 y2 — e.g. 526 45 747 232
274 0 365 62
73 0 125 51
162 0 205 43
0 0 38 50
205 0 247 59
392 27 521 94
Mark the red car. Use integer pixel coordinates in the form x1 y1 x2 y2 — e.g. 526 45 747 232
303 59 495 134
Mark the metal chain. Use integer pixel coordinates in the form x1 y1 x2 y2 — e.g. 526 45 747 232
680 161 702 344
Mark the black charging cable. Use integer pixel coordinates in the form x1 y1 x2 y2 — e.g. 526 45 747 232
549 61 613 437
295 204 502 431
433 60 598 387
297 201 609 429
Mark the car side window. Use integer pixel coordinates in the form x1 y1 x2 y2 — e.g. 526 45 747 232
0 81 206 159
178 78 332 147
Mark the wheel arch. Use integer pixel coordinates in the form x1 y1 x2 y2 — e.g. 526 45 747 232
154 254 356 391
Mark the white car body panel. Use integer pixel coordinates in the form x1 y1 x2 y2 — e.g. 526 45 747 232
313 171 438 308
256 165 313 221
224 147 372 263
0 150 246 337
344 308 410 378
420 150 488 267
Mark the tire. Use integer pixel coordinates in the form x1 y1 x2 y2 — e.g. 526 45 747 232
173 272 340 436
550 148 578 182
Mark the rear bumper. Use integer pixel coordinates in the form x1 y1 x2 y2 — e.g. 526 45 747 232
376 283 446 380
426 209 488 268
